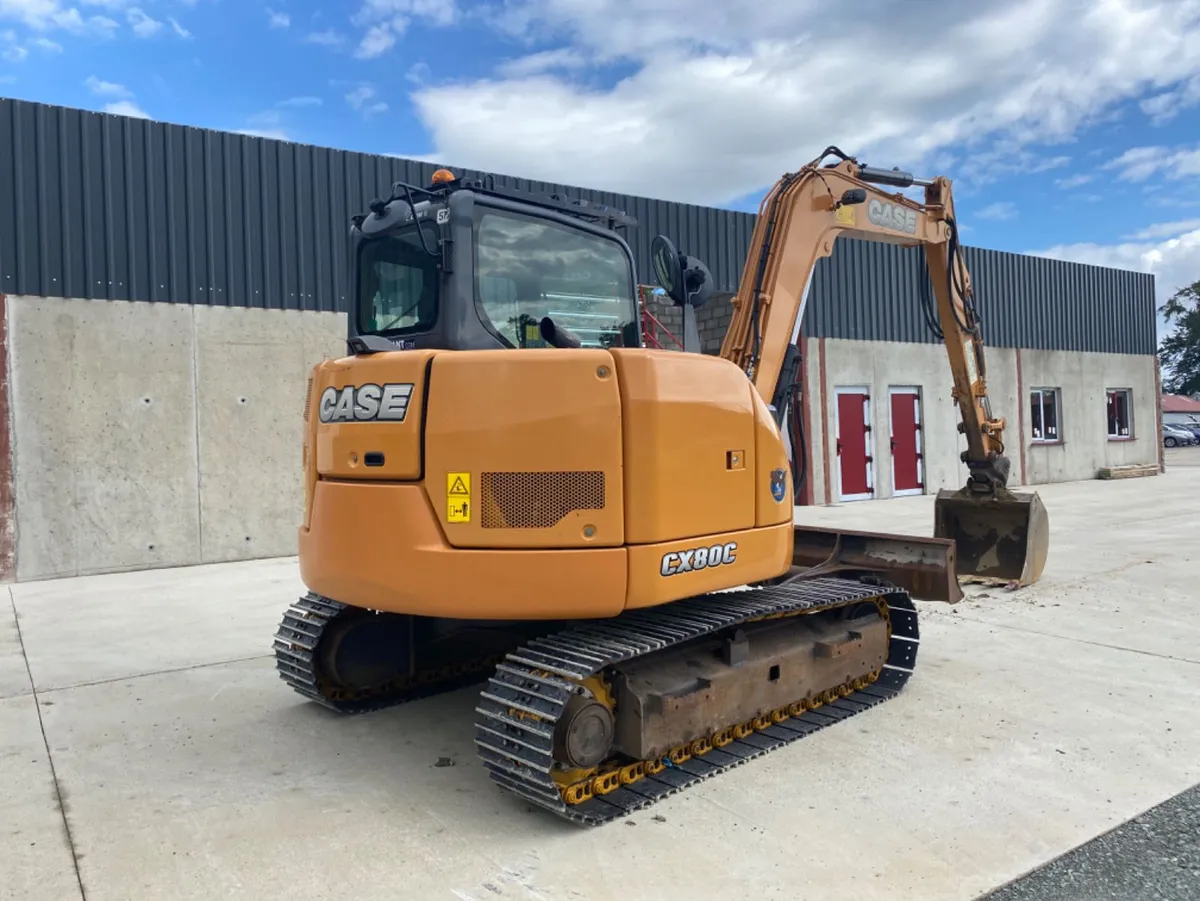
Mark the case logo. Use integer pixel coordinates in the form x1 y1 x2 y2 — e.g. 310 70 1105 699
319 383 414 423
867 199 918 234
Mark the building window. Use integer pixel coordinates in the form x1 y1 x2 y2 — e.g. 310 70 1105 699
1030 388 1061 443
1106 389 1132 439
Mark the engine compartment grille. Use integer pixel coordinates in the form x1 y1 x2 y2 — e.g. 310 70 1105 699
481 471 605 529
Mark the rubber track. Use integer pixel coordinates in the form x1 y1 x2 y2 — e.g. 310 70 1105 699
273 593 495 714
473 576 919 825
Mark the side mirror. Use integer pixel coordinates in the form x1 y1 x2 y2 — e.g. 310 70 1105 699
651 234 713 309
651 235 685 306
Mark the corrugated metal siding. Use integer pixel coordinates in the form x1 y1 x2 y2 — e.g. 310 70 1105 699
805 240 1157 355
0 97 755 310
1 97 1156 355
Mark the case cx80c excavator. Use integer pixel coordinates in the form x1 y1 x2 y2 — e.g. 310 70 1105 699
275 146 1050 825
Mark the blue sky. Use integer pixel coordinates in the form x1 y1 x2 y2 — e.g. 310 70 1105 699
2 0 1199 319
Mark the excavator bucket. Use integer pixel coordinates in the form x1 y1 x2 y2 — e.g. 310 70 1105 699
933 487 1050 586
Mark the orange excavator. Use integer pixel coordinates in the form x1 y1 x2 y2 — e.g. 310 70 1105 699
274 146 1049 825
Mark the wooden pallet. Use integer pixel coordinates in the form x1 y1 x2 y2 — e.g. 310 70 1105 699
1096 463 1160 480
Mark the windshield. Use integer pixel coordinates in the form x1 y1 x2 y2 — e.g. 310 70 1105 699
474 207 637 348
357 221 440 336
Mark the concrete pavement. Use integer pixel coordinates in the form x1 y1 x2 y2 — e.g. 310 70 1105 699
3 452 1199 901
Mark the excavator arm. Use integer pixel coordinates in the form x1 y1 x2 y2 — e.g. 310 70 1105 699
720 148 1008 490
717 147 1049 585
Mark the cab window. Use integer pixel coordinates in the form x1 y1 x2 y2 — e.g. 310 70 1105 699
357 222 440 336
473 208 637 348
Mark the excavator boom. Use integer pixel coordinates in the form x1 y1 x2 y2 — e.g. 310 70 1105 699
715 147 1048 585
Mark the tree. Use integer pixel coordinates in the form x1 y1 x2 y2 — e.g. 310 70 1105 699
1158 279 1200 396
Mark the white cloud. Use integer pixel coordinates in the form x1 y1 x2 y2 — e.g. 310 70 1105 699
1125 219 1200 240
237 127 290 141
353 0 457 28
85 74 150 120
496 47 586 79
247 108 284 127
405 61 429 84
977 201 1018 221
1 1 115 41
348 0 457 58
84 74 130 97
345 83 376 109
238 101 311 140
354 23 395 58
104 99 149 118
405 0 1200 206
1032 221 1200 340
126 7 161 37
168 16 189 38
278 95 322 107
267 8 289 29
345 83 390 117
1140 74 1200 124
304 28 344 46
1055 172 1094 189
1104 143 1200 182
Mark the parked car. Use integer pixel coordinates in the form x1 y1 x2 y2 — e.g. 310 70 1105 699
1176 418 1200 443
1163 424 1198 447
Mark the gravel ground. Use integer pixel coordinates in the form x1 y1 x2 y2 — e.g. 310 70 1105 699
980 781 1200 901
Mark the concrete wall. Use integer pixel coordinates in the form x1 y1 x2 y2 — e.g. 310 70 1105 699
6 296 345 581
800 337 1159 505
0 294 1160 582
801 338 1017 503
1020 348 1159 485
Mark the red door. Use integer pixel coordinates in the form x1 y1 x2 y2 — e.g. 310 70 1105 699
889 388 924 495
836 389 872 500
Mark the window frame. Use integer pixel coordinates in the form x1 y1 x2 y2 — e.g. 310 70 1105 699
354 221 443 339
1106 387 1133 441
1029 387 1062 444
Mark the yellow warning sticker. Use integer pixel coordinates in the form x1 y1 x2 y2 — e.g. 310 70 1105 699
835 205 856 226
447 472 471 523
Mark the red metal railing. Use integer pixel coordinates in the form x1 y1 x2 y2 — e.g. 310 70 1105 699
638 285 684 350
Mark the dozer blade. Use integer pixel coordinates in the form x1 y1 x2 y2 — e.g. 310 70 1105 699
933 487 1050 586
790 524 963 604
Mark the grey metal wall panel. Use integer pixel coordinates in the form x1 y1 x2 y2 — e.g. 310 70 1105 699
1 97 757 311
1 97 1156 355
804 240 1157 356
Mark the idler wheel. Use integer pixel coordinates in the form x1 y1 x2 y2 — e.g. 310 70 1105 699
553 693 615 769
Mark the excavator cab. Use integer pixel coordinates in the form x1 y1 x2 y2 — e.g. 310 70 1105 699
349 168 644 355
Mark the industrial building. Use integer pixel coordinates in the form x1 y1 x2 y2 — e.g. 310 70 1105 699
0 96 1161 582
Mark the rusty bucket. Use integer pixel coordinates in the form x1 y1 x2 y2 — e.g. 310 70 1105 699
933 487 1050 586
